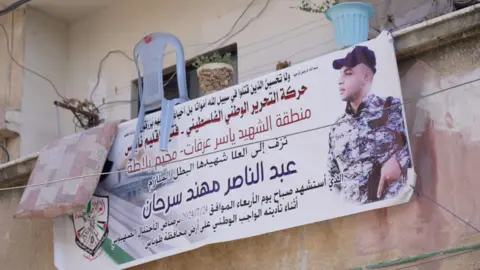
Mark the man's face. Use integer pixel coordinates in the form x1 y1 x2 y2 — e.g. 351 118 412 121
337 65 366 102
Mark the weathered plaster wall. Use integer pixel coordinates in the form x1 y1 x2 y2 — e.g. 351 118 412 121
0 188 54 270
0 5 12 111
0 7 25 160
0 7 70 159
21 8 70 156
0 7 24 111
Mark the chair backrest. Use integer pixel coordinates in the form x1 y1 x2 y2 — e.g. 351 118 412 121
133 33 189 109
129 33 189 160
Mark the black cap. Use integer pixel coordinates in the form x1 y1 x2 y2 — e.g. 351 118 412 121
332 46 376 74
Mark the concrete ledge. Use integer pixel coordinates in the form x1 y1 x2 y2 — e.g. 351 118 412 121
393 3 480 60
0 152 38 188
0 109 21 139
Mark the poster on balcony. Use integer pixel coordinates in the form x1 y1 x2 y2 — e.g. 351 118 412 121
53 32 415 269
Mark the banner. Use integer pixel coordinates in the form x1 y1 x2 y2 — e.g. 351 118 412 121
53 32 415 269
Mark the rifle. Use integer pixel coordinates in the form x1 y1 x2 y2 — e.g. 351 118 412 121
367 97 393 201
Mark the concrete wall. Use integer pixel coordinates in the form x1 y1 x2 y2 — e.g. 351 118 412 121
0 6 23 111
365 0 453 31
0 7 25 160
0 6 70 158
0 188 54 270
65 0 336 133
0 8 14 159
20 8 69 156
0 9 69 268
0 5 12 111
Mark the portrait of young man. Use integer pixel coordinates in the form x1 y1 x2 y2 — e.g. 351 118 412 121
325 45 412 205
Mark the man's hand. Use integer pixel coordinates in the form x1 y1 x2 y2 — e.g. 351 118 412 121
377 156 401 198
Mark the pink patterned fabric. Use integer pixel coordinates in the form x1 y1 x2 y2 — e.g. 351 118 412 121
14 121 121 219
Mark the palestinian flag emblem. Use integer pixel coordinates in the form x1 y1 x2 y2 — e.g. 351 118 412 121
73 194 109 257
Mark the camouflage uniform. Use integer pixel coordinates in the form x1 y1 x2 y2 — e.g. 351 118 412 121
325 94 411 204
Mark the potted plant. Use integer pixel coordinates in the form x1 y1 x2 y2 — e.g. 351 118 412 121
295 0 338 13
276 60 291 71
294 0 375 49
193 52 236 96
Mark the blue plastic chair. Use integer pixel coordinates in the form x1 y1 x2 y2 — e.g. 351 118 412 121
129 33 189 160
